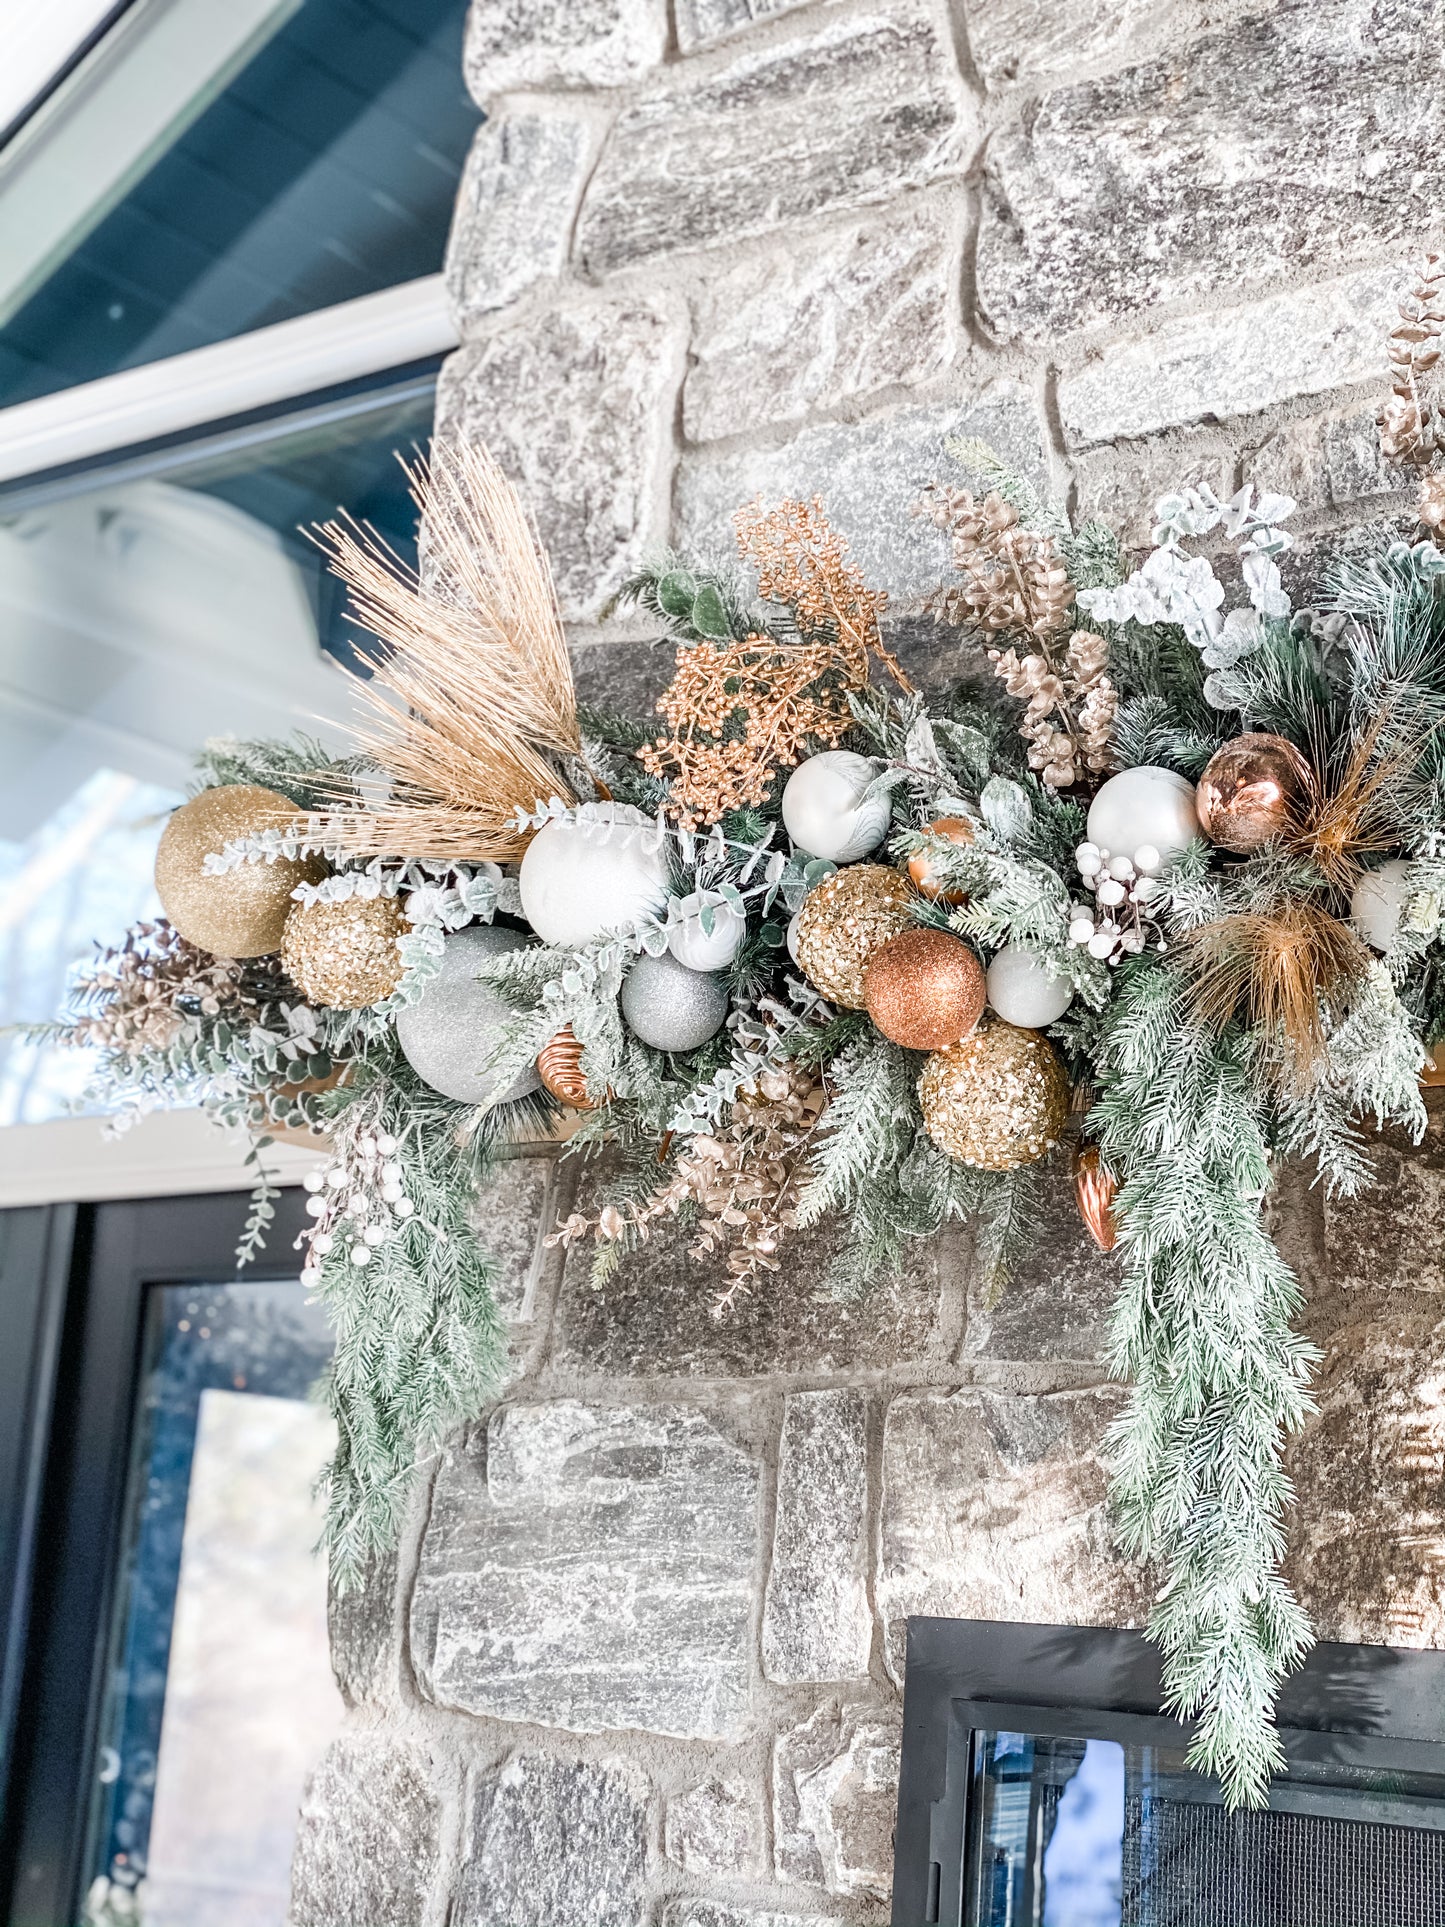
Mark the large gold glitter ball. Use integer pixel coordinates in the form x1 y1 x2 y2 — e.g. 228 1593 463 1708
1195 733 1315 853
918 1019 1069 1170
794 864 919 1008
154 784 323 958
281 895 406 1008
864 928 985 1050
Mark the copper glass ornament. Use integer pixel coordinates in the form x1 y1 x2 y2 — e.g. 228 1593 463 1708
1195 733 1315 853
1073 1141 1119 1253
907 816 974 904
537 1024 597 1108
864 928 985 1051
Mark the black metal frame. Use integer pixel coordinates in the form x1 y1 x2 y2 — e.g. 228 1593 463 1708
0 1190 309 1927
892 1617 1445 1927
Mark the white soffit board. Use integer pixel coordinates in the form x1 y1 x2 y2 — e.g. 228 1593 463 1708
0 0 124 139
0 1110 327 1207
0 0 304 327
0 273 458 485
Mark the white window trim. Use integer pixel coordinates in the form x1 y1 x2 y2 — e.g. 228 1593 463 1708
0 272 458 488
0 1110 326 1208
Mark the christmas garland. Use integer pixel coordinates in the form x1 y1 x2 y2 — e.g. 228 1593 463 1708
52 259 1445 1809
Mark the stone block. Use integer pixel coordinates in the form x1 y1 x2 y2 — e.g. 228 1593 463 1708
675 0 820 52
976 0 1445 343
463 0 667 100
287 1738 441 1927
664 1774 762 1875
575 7 971 277
1248 417 1332 519
456 1752 650 1927
1057 267 1403 447
683 207 955 444
964 0 1164 90
1321 407 1414 511
763 1390 872 1683
327 1552 397 1706
1323 1109 1445 1296
962 1154 1118 1365
660 1905 847 1927
1070 441 1235 554
445 111 595 327
471 1153 555 1321
1288 1296 1445 1648
553 1155 957 1376
674 384 1048 608
773 1702 901 1898
435 299 679 622
410 1400 760 1737
877 1388 1147 1679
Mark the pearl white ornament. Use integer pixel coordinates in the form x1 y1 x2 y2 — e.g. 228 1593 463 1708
668 890 746 971
381 1181 403 1203
1086 767 1200 869
1351 858 1414 952
786 911 804 964
349 1245 372 1267
1087 931 1116 960
381 1160 402 1184
1096 878 1127 908
395 923 542 1106
312 1233 333 1255
393 1198 415 1218
300 1266 320 1289
781 751 890 862
518 805 669 947
1068 915 1096 944
305 1194 327 1218
303 1168 325 1193
1106 855 1135 881
986 942 1075 1027
1134 844 1162 876
325 1166 346 1189
363 1224 387 1247
376 1133 398 1155
621 951 729 1052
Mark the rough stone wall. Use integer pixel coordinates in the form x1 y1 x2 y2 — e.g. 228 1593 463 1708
288 3 1445 1923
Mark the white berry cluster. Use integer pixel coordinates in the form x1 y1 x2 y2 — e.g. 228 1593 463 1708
1068 841 1166 965
300 1129 414 1283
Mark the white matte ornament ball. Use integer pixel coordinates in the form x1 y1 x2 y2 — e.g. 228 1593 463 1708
1086 767 1201 869
1351 859 1413 952
986 943 1075 1027
781 752 891 862
518 805 669 947
668 890 746 971
621 952 729 1053
786 911 804 965
395 923 543 1106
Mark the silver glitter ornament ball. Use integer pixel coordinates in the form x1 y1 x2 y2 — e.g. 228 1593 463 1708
621 951 729 1053
395 924 542 1106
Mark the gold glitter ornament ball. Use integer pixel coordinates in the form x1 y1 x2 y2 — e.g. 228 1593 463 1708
864 927 985 1050
281 895 406 1008
918 1019 1069 1171
154 784 322 958
794 864 918 1008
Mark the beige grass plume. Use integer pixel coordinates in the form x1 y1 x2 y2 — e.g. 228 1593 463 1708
312 439 582 861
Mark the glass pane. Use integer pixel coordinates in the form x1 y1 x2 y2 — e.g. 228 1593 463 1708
964 1726 1445 1927
84 1277 340 1927
0 0 475 407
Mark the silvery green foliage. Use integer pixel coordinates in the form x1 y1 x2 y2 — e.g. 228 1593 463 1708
1081 484 1296 708
669 979 831 1134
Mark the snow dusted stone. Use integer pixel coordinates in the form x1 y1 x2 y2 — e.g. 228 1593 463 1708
763 1391 872 1683
977 0 1445 343
455 1753 649 1927
327 1552 397 1706
674 384 1047 606
877 1388 1147 1680
964 0 1162 89
683 206 955 443
664 1774 762 1875
470 1153 555 1321
463 0 666 100
575 7 971 277
773 1703 902 1898
1071 439 1235 554
435 299 678 622
445 111 595 325
660 1905 847 1927
1057 266 1403 447
287 1739 441 1927
410 1401 759 1737
674 0 821 51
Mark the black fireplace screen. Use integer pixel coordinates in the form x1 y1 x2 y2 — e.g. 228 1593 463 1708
893 1621 1445 1927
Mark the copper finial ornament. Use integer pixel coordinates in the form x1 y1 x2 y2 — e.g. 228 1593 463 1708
537 1024 596 1108
907 816 975 903
1195 733 1315 853
1073 1141 1119 1253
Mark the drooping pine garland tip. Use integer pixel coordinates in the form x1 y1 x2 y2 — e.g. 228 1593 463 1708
48 267 1445 1809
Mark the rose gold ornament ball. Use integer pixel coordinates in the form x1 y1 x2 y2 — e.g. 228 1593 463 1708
794 864 918 1008
907 816 975 904
1195 733 1315 853
918 1019 1069 1170
864 928 986 1051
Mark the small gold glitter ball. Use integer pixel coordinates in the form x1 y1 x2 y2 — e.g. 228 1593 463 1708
918 1018 1069 1171
281 896 406 1008
155 784 322 958
794 864 919 1009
